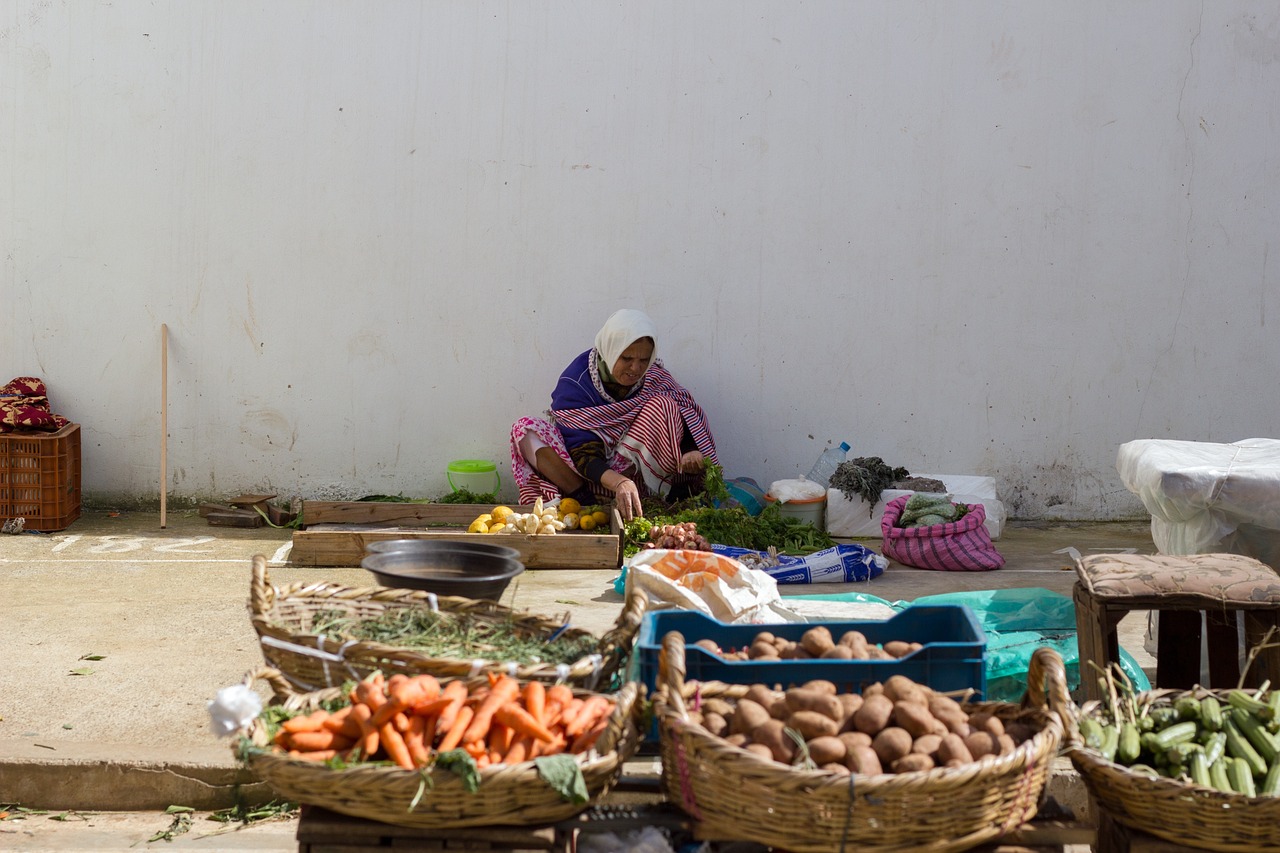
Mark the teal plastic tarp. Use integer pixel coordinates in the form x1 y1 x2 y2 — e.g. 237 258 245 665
784 586 1151 703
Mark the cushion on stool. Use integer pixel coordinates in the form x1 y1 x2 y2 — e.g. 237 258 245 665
1075 553 1280 610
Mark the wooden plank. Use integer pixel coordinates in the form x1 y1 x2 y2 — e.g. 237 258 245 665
301 501 517 527
297 805 566 851
289 526 621 569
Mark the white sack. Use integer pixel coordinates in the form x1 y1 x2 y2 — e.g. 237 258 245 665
627 548 802 624
825 474 1006 540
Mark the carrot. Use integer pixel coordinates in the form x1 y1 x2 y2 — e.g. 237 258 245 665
462 674 521 745
353 675 388 717
565 696 610 739
495 702 556 743
524 682 547 727
489 721 514 757
350 702 379 758
432 681 471 734
288 748 341 762
282 709 329 734
436 705 474 752
321 705 362 738
571 716 610 753
547 684 574 708
397 674 441 706
392 710 412 732
503 734 534 765
560 697 586 731
289 729 356 752
379 721 415 770
404 714 431 767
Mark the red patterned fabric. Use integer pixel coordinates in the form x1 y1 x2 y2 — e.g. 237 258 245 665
880 495 1004 571
1 377 70 433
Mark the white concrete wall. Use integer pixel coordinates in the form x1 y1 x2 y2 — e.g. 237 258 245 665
3 1 1277 519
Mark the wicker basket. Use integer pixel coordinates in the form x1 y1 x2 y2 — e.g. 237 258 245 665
235 667 642 829
1068 687 1280 852
249 555 644 695
653 631 1068 853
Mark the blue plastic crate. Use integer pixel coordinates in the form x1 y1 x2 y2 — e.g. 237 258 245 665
635 604 987 700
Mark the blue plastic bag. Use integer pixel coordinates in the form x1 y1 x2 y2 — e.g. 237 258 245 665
710 543 886 584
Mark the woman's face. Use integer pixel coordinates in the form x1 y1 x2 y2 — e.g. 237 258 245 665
611 337 654 387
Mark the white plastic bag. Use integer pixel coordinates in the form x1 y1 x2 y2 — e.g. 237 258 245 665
627 548 801 624
767 477 826 502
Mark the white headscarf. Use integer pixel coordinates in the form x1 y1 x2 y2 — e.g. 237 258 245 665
593 308 658 372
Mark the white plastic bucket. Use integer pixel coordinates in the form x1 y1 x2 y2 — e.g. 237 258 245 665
446 459 500 496
764 492 827 531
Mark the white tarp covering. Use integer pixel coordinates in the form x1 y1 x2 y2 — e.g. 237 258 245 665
825 474 1007 541
1116 438 1280 568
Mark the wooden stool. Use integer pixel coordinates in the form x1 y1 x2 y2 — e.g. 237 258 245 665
1073 553 1280 702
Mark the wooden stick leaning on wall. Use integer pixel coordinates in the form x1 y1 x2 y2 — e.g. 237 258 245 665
161 323 168 529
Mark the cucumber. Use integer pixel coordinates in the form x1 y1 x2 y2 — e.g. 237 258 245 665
1225 717 1269 778
1209 757 1234 793
1262 759 1280 797
1233 707 1280 763
1099 725 1119 762
1149 720 1199 751
1188 750 1212 788
1202 731 1228 766
1078 717 1106 751
1174 696 1202 721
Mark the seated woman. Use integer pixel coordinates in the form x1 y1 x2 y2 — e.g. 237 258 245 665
509 308 717 521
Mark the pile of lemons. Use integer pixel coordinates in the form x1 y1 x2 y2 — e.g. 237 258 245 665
466 497 610 535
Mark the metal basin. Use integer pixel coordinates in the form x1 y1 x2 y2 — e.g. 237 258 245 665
363 538 521 561
360 544 525 600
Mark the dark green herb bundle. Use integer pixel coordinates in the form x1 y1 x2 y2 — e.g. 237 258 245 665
305 607 597 665
623 504 835 557
830 456 911 516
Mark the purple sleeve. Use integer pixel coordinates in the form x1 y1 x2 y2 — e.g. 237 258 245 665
550 350 602 451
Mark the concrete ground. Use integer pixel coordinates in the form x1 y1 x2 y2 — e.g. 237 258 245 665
0 510 1159 850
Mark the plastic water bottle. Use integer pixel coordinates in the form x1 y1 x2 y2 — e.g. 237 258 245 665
806 441 851 487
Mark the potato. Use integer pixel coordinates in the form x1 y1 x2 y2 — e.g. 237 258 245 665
788 710 839 740
754 631 777 646
937 733 974 765
892 753 935 773
801 679 838 696
725 733 749 748
853 694 894 734
800 626 836 657
883 675 929 705
785 688 843 720
742 685 778 711
997 734 1017 756
927 695 965 719
893 701 948 738
866 646 892 659
702 711 728 737
821 645 854 660
883 640 913 658
911 733 943 756
822 762 852 776
752 718 796 764
703 697 735 717
862 683 885 698
839 630 868 649
964 731 998 760
969 712 1005 738
838 730 873 752
750 639 779 659
693 638 722 655
745 743 775 761
847 745 883 776
806 735 847 767
872 727 913 765
730 699 772 736
836 692 864 721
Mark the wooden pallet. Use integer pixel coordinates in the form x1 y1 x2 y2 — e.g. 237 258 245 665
289 501 623 570
295 806 570 852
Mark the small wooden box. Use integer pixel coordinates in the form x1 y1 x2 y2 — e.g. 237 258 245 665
289 501 622 569
0 423 81 531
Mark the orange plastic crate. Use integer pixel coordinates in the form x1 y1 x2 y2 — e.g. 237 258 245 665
0 423 81 531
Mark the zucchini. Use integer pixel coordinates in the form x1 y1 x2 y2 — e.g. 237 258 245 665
1188 750 1212 788
1202 730 1228 766
1229 756 1258 797
1149 720 1199 751
1228 688 1270 718
1174 696 1201 721
1232 707 1279 764
1078 717 1106 751
1147 706 1179 730
1200 696 1224 732
1209 757 1234 793
1224 717 1269 778
1099 725 1119 762
1262 759 1280 797
1116 721 1142 764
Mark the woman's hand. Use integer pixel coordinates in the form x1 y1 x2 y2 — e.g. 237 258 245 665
679 450 706 474
611 477 642 522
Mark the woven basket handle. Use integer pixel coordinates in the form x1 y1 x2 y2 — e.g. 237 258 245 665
658 630 691 722
598 580 648 667
1021 646 1076 728
249 554 274 618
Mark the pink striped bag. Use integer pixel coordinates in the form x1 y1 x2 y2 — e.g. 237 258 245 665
880 495 1005 571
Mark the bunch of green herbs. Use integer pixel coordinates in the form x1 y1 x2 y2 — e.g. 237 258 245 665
305 606 596 666
829 456 911 515
624 504 835 557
